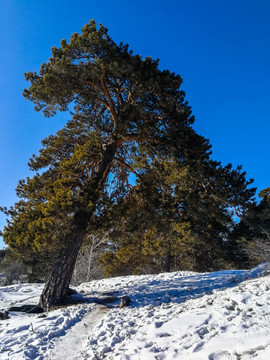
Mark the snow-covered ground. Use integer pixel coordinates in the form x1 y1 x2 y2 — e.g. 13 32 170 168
1 264 270 359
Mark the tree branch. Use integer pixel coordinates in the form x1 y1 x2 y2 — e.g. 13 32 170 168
73 87 110 111
96 98 110 111
80 80 104 94
100 68 118 122
113 156 142 182
116 87 125 109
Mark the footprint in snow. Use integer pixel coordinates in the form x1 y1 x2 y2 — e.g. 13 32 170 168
208 350 232 359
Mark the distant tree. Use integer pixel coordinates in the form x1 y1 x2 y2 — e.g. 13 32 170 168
229 187 270 267
0 248 6 263
0 242 59 284
22 247 60 283
0 248 26 285
1 21 205 310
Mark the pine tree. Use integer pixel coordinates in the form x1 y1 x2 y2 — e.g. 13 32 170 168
1 21 205 310
100 158 255 275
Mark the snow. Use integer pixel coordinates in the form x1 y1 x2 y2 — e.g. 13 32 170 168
1 264 270 359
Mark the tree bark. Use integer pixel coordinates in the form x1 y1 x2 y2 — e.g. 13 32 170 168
164 249 171 273
38 139 118 311
164 239 171 273
38 213 87 311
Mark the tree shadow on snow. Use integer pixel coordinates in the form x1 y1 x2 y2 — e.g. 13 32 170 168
74 264 269 309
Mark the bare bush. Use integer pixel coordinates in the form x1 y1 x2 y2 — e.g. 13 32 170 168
0 262 27 286
245 229 270 266
71 235 107 285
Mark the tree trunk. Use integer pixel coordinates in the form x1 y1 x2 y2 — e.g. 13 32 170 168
164 239 171 272
39 212 87 311
38 139 118 311
164 250 171 272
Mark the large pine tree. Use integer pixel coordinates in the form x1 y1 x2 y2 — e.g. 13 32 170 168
2 21 201 310
1 21 255 310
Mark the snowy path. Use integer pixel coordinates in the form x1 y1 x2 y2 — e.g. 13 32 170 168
0 301 111 360
48 305 110 360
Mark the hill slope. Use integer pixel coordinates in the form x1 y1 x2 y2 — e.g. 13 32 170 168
0 264 270 359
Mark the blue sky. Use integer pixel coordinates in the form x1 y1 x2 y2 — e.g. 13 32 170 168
1 0 270 248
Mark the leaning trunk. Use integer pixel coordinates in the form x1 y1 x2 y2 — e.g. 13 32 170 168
39 139 118 311
39 213 87 311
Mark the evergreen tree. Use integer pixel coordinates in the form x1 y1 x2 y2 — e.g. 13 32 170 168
1 21 203 310
1 21 255 308
100 158 255 275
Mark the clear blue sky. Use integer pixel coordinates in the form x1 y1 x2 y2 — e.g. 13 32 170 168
1 0 270 248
